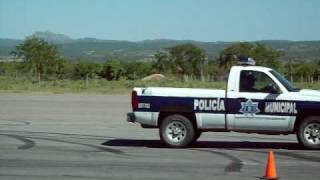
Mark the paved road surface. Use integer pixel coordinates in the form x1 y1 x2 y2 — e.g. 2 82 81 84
0 93 319 180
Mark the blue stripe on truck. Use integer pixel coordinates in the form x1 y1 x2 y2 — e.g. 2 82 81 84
134 95 320 116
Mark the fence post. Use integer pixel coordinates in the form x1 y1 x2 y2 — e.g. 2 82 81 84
38 72 41 82
183 74 189 82
85 74 89 89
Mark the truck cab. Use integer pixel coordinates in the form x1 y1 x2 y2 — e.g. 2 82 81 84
127 61 320 149
226 65 297 132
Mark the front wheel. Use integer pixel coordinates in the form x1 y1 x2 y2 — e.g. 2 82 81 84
297 116 320 149
160 114 195 148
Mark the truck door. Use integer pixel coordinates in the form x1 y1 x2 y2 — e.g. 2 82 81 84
227 70 293 131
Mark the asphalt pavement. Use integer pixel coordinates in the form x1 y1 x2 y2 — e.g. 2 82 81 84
0 93 319 180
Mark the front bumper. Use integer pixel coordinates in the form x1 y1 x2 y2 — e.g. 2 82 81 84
127 112 136 123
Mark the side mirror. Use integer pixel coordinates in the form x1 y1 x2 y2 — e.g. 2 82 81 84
270 84 280 94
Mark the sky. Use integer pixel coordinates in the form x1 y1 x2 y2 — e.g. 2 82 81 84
0 0 320 41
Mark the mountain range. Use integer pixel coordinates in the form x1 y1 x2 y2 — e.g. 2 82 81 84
1 31 320 62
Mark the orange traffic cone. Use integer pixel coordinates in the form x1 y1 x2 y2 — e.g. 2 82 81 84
264 151 278 180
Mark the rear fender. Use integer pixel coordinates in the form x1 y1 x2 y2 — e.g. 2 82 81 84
158 105 197 129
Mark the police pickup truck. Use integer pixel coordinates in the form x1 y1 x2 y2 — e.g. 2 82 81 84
127 59 320 149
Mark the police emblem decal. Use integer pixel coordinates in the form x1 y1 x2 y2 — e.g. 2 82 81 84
239 99 260 116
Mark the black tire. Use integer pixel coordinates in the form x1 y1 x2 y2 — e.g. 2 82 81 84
159 114 195 148
297 116 320 149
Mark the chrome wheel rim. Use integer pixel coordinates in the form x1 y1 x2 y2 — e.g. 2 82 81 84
165 121 187 143
304 123 320 145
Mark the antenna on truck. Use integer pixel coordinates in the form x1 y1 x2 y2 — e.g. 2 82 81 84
237 56 256 66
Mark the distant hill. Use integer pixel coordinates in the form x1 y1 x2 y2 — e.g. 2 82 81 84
1 32 320 62
27 31 73 43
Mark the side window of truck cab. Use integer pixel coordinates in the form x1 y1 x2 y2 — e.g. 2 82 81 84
239 70 280 94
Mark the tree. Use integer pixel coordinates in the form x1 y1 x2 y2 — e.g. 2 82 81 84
52 58 73 79
123 62 153 80
294 62 317 82
204 59 226 81
0 62 20 77
252 43 283 69
219 42 284 70
73 62 101 79
169 44 206 80
218 42 253 69
317 60 320 82
152 51 170 73
99 60 124 80
11 37 62 81
152 44 207 81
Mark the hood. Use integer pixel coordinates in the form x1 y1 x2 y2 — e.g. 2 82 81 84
294 89 320 101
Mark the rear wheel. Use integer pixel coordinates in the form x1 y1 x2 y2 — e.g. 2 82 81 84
160 114 195 148
297 116 320 149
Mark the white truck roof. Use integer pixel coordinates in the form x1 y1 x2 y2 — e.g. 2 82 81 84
231 65 272 73
227 65 276 93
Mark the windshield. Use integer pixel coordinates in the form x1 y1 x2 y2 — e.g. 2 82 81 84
270 70 299 92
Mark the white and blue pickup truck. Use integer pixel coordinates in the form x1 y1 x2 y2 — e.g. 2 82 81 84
127 60 320 149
